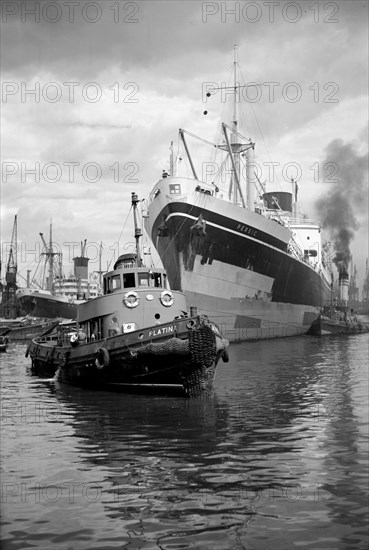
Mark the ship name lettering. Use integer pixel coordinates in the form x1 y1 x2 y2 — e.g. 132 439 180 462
236 223 258 237
148 325 174 337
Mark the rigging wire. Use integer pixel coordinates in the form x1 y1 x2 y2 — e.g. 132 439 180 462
160 56 287 260
237 64 283 191
107 204 133 271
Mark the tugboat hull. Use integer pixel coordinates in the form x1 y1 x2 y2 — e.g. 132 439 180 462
309 315 369 336
27 316 229 397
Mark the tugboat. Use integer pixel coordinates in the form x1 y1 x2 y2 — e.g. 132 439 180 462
309 270 369 336
26 193 229 397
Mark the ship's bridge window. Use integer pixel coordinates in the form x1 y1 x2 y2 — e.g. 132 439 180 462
104 278 112 294
123 273 136 288
138 273 149 286
195 185 213 196
169 184 181 194
121 259 135 268
152 272 162 287
111 275 121 291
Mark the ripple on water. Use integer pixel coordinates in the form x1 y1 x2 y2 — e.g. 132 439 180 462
1 335 368 549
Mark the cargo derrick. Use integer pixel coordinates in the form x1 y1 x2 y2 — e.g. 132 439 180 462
1 215 19 318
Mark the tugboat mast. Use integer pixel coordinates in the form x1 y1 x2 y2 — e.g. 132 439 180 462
131 192 143 267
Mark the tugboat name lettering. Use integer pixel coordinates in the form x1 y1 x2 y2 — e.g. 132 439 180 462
149 325 174 337
236 224 258 237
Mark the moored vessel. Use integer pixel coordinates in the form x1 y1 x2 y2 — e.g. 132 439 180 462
0 317 61 342
309 270 369 336
26 193 229 397
17 227 100 320
145 50 332 342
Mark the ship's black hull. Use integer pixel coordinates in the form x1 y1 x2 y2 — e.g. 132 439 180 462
153 202 329 308
146 180 332 341
27 316 229 397
17 293 78 320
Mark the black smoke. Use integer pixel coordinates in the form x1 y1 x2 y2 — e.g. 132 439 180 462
315 138 368 273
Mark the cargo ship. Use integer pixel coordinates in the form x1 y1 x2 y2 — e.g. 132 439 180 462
17 226 100 320
145 51 333 342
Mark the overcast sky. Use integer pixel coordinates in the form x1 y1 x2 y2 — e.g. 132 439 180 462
1 0 368 290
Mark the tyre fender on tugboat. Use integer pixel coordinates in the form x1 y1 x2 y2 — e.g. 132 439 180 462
95 347 110 369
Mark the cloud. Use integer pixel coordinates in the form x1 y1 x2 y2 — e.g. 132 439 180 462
1 0 368 283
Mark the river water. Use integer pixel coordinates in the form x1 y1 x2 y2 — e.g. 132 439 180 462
1 332 368 550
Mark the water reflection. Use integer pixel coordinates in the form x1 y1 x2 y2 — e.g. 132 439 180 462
47 385 251 548
315 338 369 546
2 334 368 549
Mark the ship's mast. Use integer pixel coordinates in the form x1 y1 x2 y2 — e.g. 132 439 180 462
169 141 174 176
232 44 238 134
218 45 255 209
230 45 239 203
98 242 103 288
131 192 143 267
176 48 255 208
39 220 60 292
49 222 53 291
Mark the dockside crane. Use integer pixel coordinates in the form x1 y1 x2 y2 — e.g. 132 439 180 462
0 215 19 318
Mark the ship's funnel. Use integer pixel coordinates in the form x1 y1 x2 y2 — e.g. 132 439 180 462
73 256 89 280
338 270 349 304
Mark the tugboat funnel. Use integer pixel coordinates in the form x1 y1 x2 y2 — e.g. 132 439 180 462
338 271 349 304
